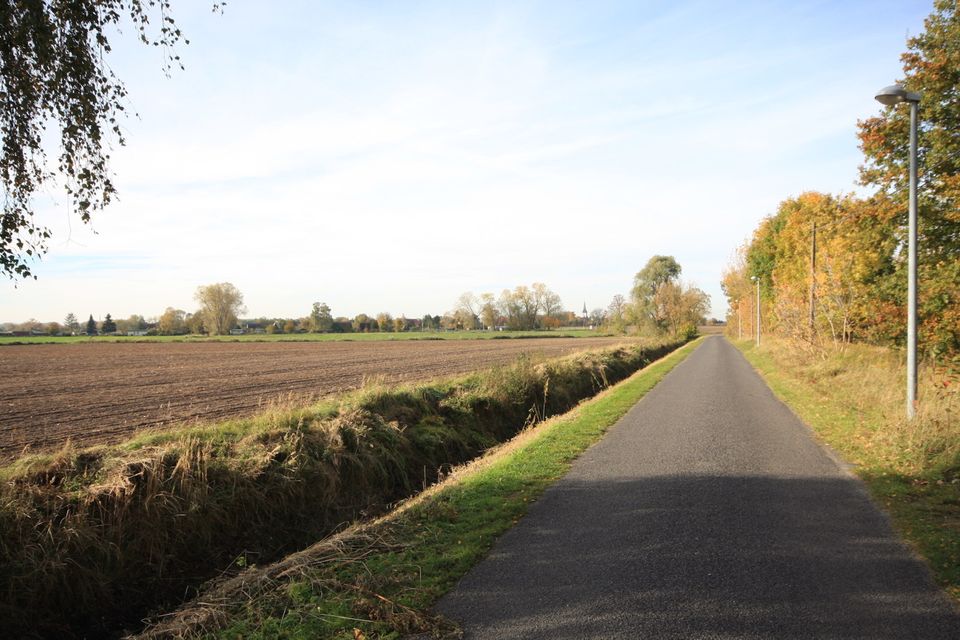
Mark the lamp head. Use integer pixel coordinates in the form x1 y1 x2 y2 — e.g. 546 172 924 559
875 84 921 105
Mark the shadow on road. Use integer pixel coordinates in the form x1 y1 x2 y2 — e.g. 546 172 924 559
439 474 960 639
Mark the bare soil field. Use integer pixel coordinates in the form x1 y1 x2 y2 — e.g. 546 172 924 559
0 337 629 458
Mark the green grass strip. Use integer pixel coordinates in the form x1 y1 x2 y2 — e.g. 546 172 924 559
735 340 960 605
177 338 703 640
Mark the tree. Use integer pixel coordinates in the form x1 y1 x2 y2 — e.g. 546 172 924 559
0 1 218 279
376 312 393 333
607 294 627 332
393 316 406 332
63 313 79 334
721 244 756 340
421 314 436 331
186 310 205 335
512 285 539 330
654 281 710 336
46 321 61 336
452 293 480 330
85 314 97 336
533 283 562 327
283 319 297 334
631 256 682 332
857 0 960 357
498 289 521 330
195 282 245 335
541 315 562 329
117 314 146 334
455 292 479 318
352 313 370 332
440 314 459 330
452 308 477 330
101 314 116 334
480 293 498 330
310 302 333 332
158 307 186 335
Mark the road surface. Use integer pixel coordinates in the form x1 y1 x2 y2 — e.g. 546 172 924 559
437 336 960 639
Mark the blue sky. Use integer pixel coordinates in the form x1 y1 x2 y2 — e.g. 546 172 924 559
1 0 930 323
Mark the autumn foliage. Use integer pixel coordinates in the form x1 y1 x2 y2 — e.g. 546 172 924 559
724 1 960 365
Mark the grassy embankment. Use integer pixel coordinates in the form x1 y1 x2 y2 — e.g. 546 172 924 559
736 338 960 603
133 338 704 640
0 329 604 346
0 336 687 639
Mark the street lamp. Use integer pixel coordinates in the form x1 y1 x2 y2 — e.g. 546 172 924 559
737 300 742 340
751 276 760 347
875 83 921 420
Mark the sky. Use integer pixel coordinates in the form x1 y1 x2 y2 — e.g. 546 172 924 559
0 0 931 323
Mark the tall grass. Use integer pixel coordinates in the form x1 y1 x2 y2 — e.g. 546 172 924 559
0 338 683 638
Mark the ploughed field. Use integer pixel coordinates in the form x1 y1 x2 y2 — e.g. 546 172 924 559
0 337 628 458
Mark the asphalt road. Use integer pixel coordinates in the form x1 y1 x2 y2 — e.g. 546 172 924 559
436 336 960 639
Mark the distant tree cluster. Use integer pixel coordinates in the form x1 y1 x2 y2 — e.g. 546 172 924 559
447 283 565 331
598 256 710 339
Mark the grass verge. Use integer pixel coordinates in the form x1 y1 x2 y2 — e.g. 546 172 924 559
734 338 959 604
134 338 703 639
0 337 687 639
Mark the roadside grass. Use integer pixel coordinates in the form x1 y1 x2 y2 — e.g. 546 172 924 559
0 329 607 346
0 337 686 639
735 338 960 603
135 338 704 640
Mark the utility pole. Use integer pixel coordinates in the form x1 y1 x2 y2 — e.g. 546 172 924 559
751 276 760 347
809 220 817 337
756 279 761 347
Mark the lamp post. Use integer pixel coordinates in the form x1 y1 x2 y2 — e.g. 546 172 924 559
875 84 921 420
751 276 760 347
738 301 742 340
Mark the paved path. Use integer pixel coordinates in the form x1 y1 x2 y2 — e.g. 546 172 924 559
437 336 960 639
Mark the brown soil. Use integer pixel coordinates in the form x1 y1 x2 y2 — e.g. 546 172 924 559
0 337 629 458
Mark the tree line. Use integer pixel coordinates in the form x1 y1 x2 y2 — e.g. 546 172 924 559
4 259 712 338
722 0 959 361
